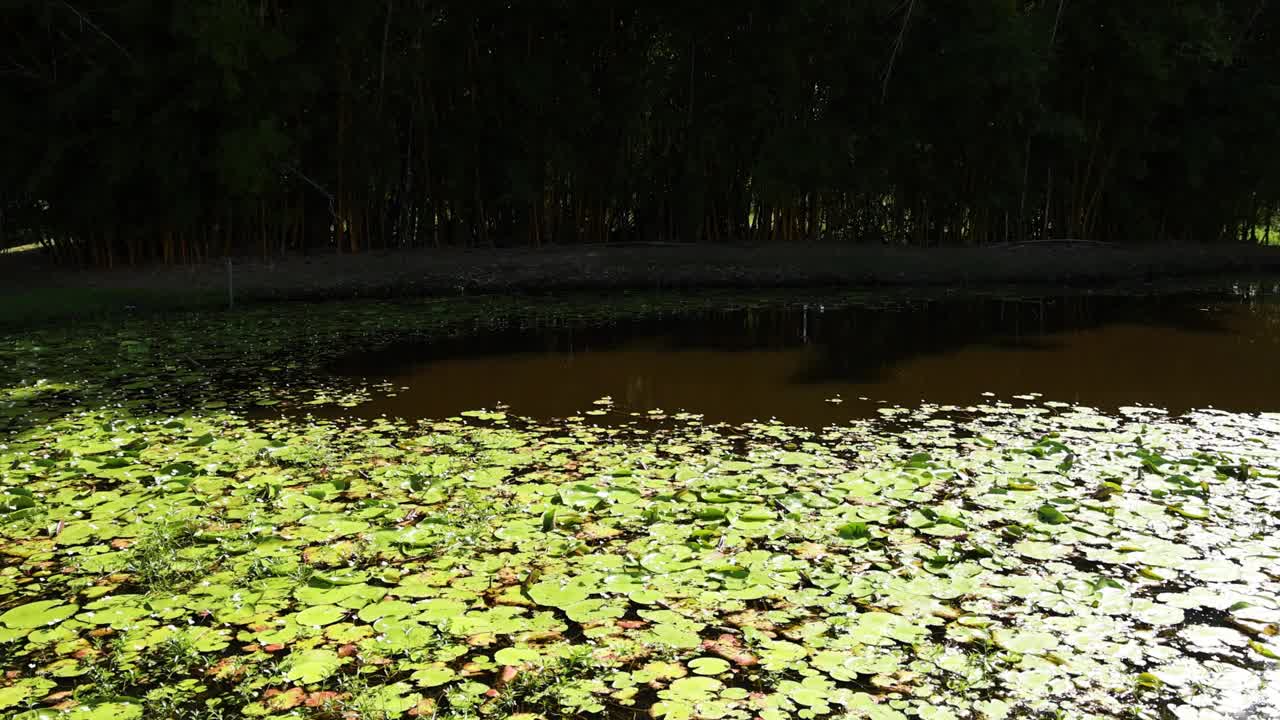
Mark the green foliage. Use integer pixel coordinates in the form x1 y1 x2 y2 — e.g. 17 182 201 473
1 293 1279 719
126 519 211 593
2 1 1278 261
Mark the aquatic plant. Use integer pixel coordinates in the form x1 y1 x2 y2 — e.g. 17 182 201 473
0 295 1277 719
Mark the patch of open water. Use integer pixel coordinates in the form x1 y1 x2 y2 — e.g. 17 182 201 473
332 290 1280 425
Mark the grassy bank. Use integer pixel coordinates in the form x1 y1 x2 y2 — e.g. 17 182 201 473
5 242 1280 328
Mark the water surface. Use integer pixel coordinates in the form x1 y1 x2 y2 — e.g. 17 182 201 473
333 290 1280 424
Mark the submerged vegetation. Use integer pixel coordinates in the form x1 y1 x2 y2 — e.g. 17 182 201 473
1 293 1279 719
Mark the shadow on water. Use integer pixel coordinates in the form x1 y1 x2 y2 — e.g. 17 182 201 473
330 292 1280 425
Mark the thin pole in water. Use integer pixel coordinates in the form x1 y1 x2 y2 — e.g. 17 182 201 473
226 257 234 310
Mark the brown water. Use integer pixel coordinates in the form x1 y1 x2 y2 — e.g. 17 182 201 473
332 291 1280 425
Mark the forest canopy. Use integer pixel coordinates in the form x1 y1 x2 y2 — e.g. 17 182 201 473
2 1 1278 264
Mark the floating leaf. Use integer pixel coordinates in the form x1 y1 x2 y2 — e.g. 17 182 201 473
687 657 731 676
282 649 343 684
295 605 346 627
1036 504 1069 525
494 647 543 666
1 601 80 629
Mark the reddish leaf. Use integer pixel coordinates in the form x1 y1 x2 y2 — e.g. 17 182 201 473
305 691 345 708
266 687 306 711
702 634 758 667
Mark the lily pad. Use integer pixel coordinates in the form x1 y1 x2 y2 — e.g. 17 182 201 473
1 600 80 629
281 648 343 684
294 604 347 627
688 657 731 676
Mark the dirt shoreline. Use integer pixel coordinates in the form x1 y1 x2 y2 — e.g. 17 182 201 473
5 242 1280 311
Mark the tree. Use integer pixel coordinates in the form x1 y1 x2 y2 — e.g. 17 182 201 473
2 0 1276 263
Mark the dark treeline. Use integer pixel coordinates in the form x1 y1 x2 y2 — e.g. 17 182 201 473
2 1 1278 265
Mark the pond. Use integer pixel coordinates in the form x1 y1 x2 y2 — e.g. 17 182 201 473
333 289 1280 425
1 285 1279 720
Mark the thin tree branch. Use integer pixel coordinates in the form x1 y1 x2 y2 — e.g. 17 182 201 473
1050 0 1067 46
881 0 914 102
282 164 338 220
57 1 134 64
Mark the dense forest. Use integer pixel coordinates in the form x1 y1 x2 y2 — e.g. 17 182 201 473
2 1 1278 264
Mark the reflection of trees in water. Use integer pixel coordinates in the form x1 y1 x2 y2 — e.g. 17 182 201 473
790 294 1237 385
624 375 651 408
337 291 1271 388
329 287 1280 422
1239 284 1280 337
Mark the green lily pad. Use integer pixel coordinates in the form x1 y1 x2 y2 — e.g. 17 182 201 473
282 648 343 684
294 604 347 627
688 657 731 675
1036 504 1069 525
0 678 56 710
494 646 544 666
667 675 723 700
527 579 593 608
411 664 457 687
1 600 80 629
993 628 1060 655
